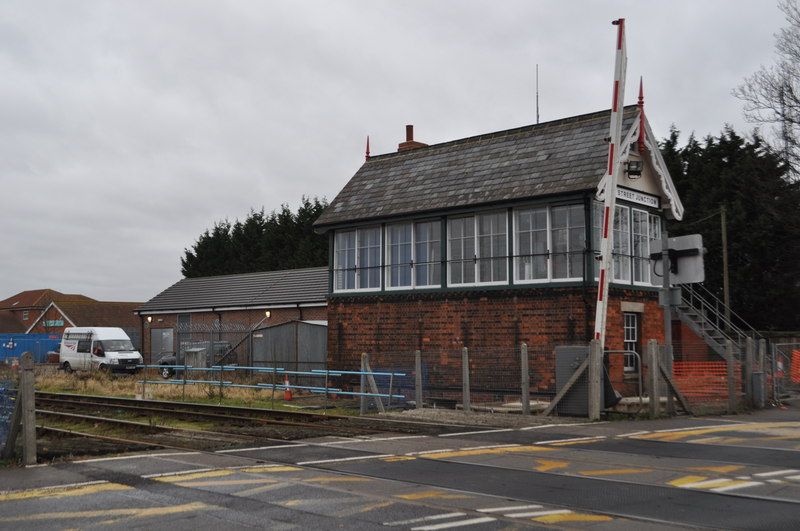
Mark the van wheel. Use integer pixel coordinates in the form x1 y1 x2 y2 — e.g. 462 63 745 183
99 364 110 373
63 362 73 374
160 366 174 379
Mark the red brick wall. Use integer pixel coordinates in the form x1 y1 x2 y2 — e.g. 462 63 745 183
327 287 662 395
26 306 70 335
672 320 715 361
141 306 327 362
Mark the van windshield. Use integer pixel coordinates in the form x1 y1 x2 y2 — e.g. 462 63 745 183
99 340 135 352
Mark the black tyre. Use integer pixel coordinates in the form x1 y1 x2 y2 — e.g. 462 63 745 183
160 365 174 379
63 362 73 374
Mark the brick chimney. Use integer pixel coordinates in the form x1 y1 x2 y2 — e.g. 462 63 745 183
397 124 428 152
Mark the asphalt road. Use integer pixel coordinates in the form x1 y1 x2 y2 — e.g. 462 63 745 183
2 409 800 530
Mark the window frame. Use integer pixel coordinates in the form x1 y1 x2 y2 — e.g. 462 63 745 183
623 312 641 373
513 205 550 285
514 204 586 284
333 226 382 293
447 211 509 287
384 220 442 291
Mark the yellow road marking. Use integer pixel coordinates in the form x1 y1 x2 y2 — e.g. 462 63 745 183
155 469 233 482
682 478 743 490
234 483 291 497
284 499 303 507
0 502 211 523
178 478 279 488
579 468 653 476
549 439 603 446
688 465 742 473
238 465 301 473
422 445 552 459
669 475 707 487
534 459 569 472
534 513 613 523
397 489 469 500
0 482 130 502
636 422 800 442
383 456 416 462
304 476 370 484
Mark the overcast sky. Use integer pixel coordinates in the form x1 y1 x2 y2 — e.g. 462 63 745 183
0 1 786 302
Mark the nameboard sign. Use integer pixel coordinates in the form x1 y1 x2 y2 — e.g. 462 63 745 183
616 187 660 209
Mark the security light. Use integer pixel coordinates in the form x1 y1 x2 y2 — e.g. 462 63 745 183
625 159 643 178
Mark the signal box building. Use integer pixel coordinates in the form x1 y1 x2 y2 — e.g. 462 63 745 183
315 104 685 395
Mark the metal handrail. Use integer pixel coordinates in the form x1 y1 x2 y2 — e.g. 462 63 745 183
678 283 760 348
689 283 762 339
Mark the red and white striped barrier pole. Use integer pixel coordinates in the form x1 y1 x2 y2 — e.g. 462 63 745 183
593 18 628 349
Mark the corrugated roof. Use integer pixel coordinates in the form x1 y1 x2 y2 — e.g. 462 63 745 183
315 106 638 228
137 267 328 313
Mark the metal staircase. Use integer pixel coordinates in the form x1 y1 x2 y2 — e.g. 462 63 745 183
674 283 762 358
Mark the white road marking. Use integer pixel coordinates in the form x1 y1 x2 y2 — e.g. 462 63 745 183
711 481 764 493
767 479 786 484
736 476 752 480
384 512 466 526
74 451 200 463
216 444 306 453
536 436 606 445
411 516 496 530
520 421 607 430
458 444 520 451
505 509 572 518
785 475 800 481
477 504 543 513
319 435 427 446
618 431 651 437
297 454 393 465
753 469 799 477
439 428 514 437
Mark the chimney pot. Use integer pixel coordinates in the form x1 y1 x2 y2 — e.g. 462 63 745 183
398 124 428 152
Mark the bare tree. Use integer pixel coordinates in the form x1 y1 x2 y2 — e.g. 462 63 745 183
734 0 800 178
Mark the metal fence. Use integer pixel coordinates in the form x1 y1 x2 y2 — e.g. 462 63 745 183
0 334 60 364
771 342 800 402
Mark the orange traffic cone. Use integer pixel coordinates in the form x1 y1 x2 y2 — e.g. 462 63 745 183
283 375 292 401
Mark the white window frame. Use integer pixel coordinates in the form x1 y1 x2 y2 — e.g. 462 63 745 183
631 208 651 286
385 221 442 290
333 226 382 293
514 204 586 284
623 312 640 373
447 212 509 287
549 204 586 282
612 205 632 283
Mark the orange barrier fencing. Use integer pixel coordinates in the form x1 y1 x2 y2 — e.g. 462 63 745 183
673 361 741 402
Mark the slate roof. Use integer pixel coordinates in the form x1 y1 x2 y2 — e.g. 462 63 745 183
136 267 328 313
315 106 638 228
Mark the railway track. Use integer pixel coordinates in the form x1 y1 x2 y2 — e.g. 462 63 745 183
33 391 474 458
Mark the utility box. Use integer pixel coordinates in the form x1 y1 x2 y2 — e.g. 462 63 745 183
184 347 207 369
555 345 602 416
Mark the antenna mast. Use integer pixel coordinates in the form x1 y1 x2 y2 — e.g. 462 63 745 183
535 64 540 124
592 18 628 349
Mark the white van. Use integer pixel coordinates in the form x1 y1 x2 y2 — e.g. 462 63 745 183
60 327 143 373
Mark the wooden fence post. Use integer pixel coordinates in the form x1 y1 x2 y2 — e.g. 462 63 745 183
587 340 601 421
647 340 660 418
462 347 471 413
20 352 36 466
415 350 423 409
520 343 530 416
726 340 737 414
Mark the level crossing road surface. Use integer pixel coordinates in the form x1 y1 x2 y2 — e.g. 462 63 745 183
3 409 800 529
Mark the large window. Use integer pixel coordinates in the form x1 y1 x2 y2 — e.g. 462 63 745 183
448 212 507 286
514 207 548 281
613 205 631 282
551 205 585 279
385 221 441 289
334 227 381 292
594 202 662 285
515 205 585 282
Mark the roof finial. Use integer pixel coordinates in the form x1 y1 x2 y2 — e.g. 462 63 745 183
637 77 646 153
365 135 370 161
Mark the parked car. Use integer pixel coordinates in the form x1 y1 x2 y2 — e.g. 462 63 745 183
60 327 143 374
155 341 231 379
